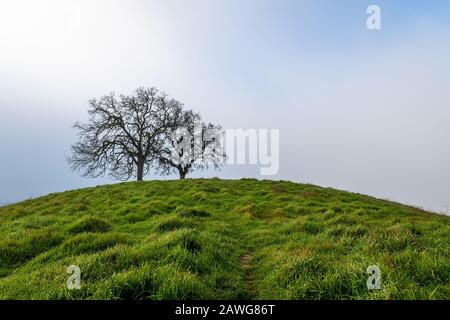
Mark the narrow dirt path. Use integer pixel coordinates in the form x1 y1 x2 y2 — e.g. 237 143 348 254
218 207 261 299
240 251 257 299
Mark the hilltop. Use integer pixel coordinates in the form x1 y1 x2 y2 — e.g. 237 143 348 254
0 179 448 299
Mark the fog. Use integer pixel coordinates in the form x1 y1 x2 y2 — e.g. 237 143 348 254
1 0 449 214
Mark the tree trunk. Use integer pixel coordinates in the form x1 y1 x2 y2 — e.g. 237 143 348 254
179 171 186 180
137 159 144 181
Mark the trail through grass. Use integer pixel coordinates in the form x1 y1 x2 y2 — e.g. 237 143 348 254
240 252 256 299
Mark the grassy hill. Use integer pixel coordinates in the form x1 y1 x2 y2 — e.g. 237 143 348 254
0 179 448 300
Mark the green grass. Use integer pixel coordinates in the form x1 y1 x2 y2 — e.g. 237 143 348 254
0 178 448 299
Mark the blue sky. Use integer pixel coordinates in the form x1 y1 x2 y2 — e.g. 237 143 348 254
1 0 450 213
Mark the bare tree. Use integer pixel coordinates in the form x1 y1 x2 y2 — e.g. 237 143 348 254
155 110 224 179
68 87 183 181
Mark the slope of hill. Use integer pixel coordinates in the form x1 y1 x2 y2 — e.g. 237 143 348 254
0 179 448 299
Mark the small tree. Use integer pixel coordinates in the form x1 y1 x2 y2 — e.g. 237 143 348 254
68 87 183 181
155 110 224 179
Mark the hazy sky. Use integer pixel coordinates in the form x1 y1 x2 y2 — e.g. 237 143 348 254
1 0 450 214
